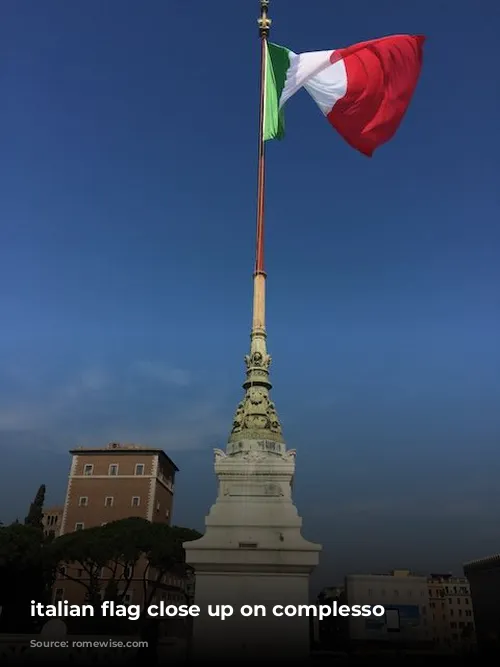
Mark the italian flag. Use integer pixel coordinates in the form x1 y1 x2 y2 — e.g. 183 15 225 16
263 34 425 157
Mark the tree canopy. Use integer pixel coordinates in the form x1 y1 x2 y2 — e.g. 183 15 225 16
49 518 201 609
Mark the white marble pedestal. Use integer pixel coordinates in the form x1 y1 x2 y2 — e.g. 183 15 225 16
184 439 321 662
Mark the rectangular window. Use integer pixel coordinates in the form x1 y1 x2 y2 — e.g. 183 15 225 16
75 522 84 531
78 496 88 507
104 496 114 507
135 464 144 476
108 464 118 476
83 464 93 476
131 496 140 507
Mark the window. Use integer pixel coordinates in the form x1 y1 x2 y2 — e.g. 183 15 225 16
451 622 457 629
165 508 170 519
75 522 84 531
156 501 160 512
78 496 88 507
131 496 140 507
135 464 144 476
84 464 93 476
104 496 114 507
54 588 64 602
465 598 469 604
466 610 472 617
458 609 462 617
109 464 118 476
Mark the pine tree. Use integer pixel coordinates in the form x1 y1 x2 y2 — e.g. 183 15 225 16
24 484 46 529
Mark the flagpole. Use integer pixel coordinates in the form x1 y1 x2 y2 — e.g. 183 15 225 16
252 0 271 335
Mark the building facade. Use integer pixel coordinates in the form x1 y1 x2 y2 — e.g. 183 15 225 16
345 570 430 647
464 554 500 654
60 442 177 535
427 574 475 652
42 506 63 539
53 443 182 611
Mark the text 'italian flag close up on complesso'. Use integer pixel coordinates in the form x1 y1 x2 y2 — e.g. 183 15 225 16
263 34 425 157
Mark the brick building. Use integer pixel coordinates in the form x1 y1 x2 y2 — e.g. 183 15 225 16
53 443 187 612
42 506 63 538
60 442 177 535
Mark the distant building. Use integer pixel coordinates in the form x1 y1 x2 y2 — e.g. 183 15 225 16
427 574 475 652
60 442 178 535
345 570 430 647
53 443 185 616
42 506 63 538
464 554 500 654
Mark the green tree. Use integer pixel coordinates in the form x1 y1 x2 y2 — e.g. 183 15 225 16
137 523 200 609
48 520 140 608
49 518 201 611
24 484 46 529
0 522 54 631
50 518 201 660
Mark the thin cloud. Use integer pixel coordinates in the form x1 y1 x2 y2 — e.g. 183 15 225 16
0 363 228 452
132 361 191 387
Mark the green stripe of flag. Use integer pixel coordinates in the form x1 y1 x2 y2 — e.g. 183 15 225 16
263 43 291 141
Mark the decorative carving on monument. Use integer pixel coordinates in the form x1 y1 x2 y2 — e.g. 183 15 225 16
232 402 245 433
240 450 268 462
229 385 283 442
245 350 271 371
284 449 297 462
214 449 227 462
264 483 284 496
228 332 284 443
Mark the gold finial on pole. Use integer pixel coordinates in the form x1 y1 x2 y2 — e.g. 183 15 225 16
258 0 272 37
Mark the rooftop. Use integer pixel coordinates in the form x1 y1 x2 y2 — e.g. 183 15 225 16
464 554 500 570
69 442 179 471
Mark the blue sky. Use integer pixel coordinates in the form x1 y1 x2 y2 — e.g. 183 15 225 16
1 0 499 585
